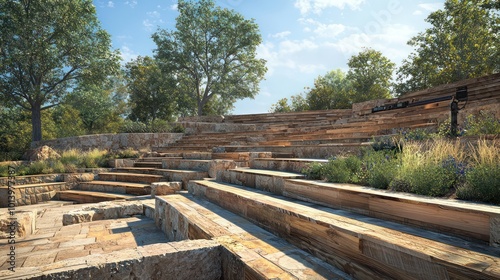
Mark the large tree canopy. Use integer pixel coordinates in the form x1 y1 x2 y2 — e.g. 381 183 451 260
395 0 500 95
125 56 177 123
152 0 267 116
307 69 353 110
347 48 395 102
0 0 120 141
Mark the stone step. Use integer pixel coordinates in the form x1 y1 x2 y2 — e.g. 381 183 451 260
153 169 209 189
219 143 371 159
97 172 165 184
188 180 500 280
161 159 211 172
133 161 162 168
57 190 137 204
284 179 500 247
0 182 70 207
156 193 351 280
217 168 304 194
78 181 151 195
250 158 328 174
136 156 182 162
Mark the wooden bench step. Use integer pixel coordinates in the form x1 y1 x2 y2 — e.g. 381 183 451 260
157 193 351 279
188 180 500 280
284 179 500 246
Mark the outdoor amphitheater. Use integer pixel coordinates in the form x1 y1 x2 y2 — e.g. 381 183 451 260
0 73 499 279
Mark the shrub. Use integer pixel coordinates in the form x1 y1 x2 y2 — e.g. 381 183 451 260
302 162 326 180
60 149 82 166
463 111 500 136
397 139 466 196
457 163 500 204
119 120 183 133
456 139 500 204
115 148 139 159
364 151 397 189
323 156 366 184
371 135 399 151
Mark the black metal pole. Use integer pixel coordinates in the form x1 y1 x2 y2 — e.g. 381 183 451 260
450 97 459 137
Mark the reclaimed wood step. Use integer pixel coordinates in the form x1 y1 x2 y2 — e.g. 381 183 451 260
250 158 328 174
217 168 304 195
284 179 500 246
188 180 500 280
156 193 351 279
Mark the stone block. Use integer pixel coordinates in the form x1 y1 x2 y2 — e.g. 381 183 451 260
491 215 500 247
209 160 237 178
63 173 95 183
62 211 94 226
151 182 182 198
0 210 36 238
108 158 135 168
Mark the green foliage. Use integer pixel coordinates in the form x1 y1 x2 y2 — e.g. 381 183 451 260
119 120 184 133
457 163 500 204
125 56 177 122
364 150 398 189
323 156 366 184
269 94 309 113
153 0 267 116
371 136 399 152
0 0 120 141
463 111 500 136
302 162 326 180
307 69 353 110
395 140 467 196
347 48 395 101
269 49 395 113
114 148 140 159
395 0 500 95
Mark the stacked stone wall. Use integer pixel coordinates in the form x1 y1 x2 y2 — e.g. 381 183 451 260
31 133 184 151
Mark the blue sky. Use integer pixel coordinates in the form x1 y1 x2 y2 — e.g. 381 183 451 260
93 0 444 115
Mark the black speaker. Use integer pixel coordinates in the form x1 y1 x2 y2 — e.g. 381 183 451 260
456 86 468 101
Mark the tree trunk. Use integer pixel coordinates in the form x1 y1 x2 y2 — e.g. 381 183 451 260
31 105 43 142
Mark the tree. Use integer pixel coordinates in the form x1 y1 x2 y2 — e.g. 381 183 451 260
307 69 353 110
65 84 117 134
347 48 395 101
153 0 267 116
395 0 499 95
269 94 308 113
125 56 177 123
0 0 120 142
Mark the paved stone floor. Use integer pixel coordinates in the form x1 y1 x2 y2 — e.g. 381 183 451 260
0 201 169 277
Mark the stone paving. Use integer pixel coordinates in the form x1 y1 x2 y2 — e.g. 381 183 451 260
0 200 170 278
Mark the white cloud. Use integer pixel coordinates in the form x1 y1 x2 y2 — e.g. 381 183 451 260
147 11 161 18
270 31 291 39
125 1 137 8
302 19 347 38
280 39 318 54
107 1 114 8
413 10 423 15
120 45 138 63
331 23 416 64
170 4 178 11
143 19 154 32
418 3 442 12
295 0 365 15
